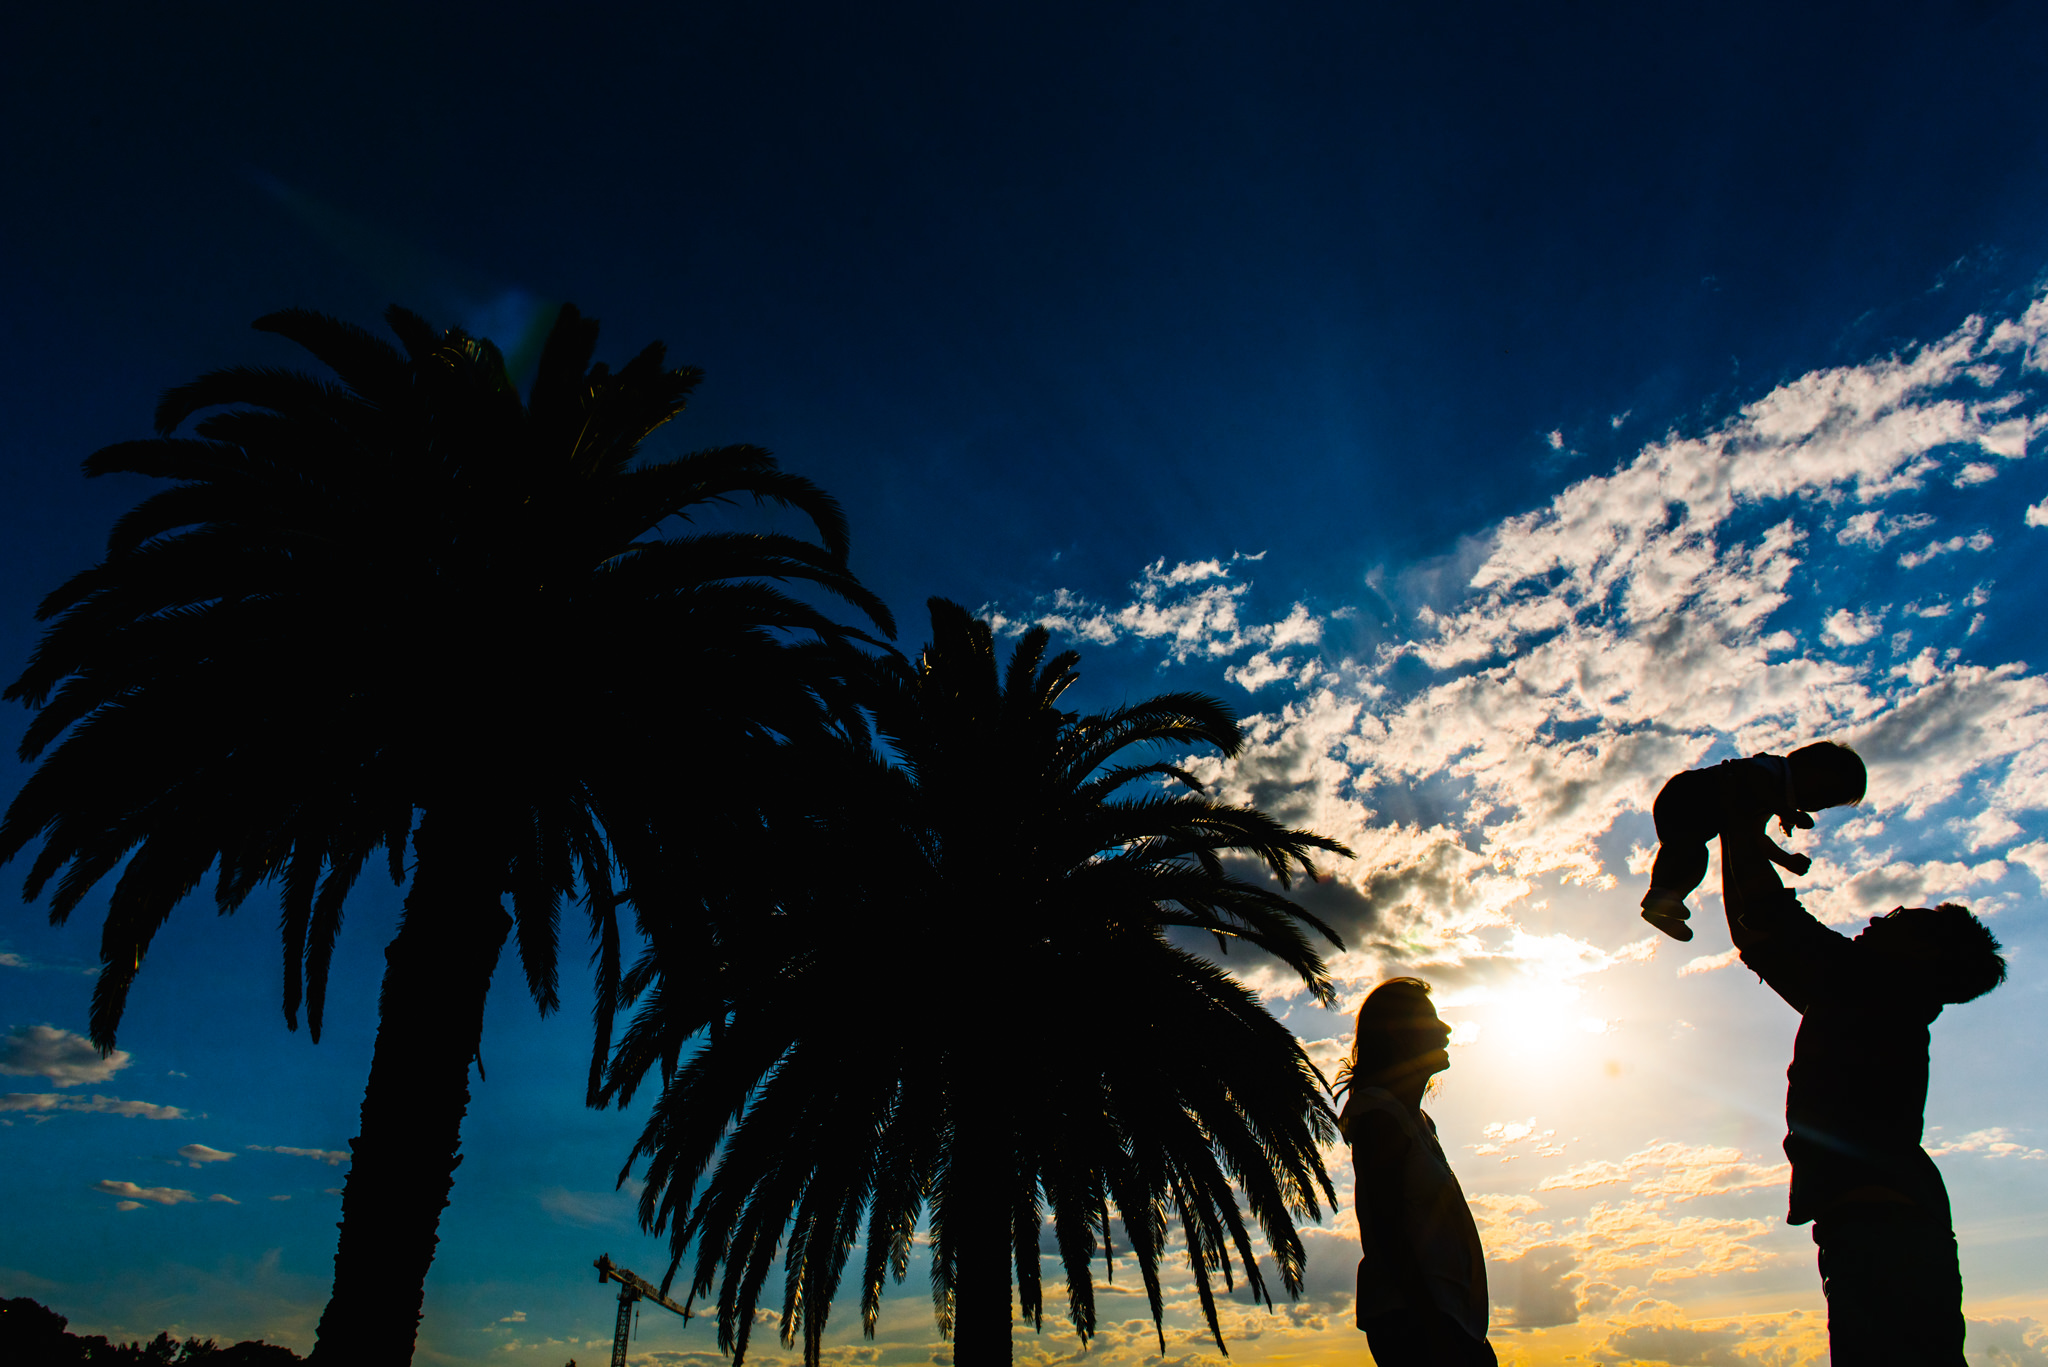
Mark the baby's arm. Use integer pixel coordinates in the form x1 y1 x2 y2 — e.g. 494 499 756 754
1763 832 1812 877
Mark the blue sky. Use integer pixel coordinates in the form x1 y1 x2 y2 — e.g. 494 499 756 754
6 4 2048 1364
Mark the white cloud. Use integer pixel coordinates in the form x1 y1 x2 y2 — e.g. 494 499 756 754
1297 1035 1350 1085
1925 1126 2048 1160
1800 855 2008 925
1957 807 2022 852
1839 509 1934 548
1471 1185 1777 1288
1493 1243 1580 1327
1988 290 2048 371
247 1144 349 1165
95 1179 197 1206
208 1193 239 1203
1966 1316 2048 1365
1821 606 1885 646
539 1186 637 1228
2027 498 2048 528
1225 649 1317 694
1898 530 1994 569
2005 839 2048 889
1470 1117 1566 1159
0 1025 130 1087
1591 1307 1826 1366
985 554 1322 670
1537 1140 1788 1200
178 1144 234 1166
1 1092 185 1119
1677 947 1741 977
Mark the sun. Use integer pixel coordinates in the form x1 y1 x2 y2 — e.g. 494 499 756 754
1459 981 1610 1067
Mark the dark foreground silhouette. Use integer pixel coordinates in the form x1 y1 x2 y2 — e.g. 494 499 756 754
0 1298 300 1365
1720 819 2006 1365
0 305 890 1367
1638 741 1866 942
598 601 1352 1367
1337 978 1496 1366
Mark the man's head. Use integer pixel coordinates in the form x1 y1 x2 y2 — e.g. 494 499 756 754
1858 903 2007 1003
1789 741 1867 811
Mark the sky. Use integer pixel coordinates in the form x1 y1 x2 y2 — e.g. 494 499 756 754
5 3 2048 1364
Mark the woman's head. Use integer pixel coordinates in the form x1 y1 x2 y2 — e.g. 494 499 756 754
1345 976 1451 1096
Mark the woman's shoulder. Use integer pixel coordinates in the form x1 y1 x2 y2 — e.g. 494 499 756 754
1341 1087 1422 1142
1348 1085 1405 1111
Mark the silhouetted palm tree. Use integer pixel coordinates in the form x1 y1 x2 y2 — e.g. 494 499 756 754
601 599 1350 1367
0 306 892 1366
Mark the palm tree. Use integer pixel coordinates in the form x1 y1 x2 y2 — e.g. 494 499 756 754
600 599 1351 1367
0 305 893 1366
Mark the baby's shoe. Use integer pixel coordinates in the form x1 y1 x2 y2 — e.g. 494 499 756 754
1640 889 1694 942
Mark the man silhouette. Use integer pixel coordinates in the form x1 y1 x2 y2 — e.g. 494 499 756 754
1719 819 2006 1365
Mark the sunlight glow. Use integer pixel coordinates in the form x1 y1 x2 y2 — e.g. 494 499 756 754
1465 981 1599 1069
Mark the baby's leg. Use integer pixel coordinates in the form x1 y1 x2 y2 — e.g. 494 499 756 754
1648 839 1709 901
1641 775 1713 941
1642 844 1704 941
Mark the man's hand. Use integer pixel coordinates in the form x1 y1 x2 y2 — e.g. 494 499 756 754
1721 818 1789 952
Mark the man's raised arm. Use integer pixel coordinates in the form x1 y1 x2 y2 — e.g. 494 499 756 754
1719 817 1788 953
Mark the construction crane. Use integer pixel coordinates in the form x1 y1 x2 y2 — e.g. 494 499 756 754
594 1253 691 1367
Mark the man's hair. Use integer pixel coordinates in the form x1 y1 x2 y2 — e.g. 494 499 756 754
1793 740 1867 806
1918 903 2008 1004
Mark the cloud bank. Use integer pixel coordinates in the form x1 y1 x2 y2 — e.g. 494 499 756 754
0 1025 130 1087
2 1092 186 1120
994 288 2048 1001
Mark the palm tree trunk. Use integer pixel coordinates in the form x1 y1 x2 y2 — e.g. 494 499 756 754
308 821 511 1367
949 1099 1015 1367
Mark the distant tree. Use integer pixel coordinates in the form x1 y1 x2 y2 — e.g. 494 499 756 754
1 307 891 1366
0 1298 71 1362
600 600 1350 1367
0 1298 302 1364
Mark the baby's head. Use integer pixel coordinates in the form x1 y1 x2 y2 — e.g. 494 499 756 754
1789 741 1866 811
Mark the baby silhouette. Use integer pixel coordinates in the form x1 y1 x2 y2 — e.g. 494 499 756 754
1640 742 1866 942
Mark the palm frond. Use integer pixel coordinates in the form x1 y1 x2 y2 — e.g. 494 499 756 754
605 599 1353 1360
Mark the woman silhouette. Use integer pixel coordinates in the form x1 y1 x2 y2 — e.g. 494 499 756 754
1337 977 1496 1365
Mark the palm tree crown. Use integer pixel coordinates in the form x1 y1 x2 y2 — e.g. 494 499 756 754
602 599 1350 1366
1 305 892 1364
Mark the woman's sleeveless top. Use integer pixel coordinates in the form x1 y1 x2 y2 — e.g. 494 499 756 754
1345 1086 1490 1340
